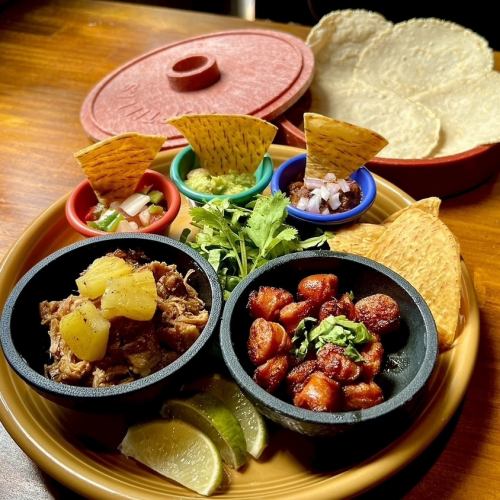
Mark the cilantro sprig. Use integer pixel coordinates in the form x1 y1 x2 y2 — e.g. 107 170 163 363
182 193 327 299
291 315 373 362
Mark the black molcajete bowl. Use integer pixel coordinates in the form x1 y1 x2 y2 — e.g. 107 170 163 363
220 251 438 437
0 234 223 412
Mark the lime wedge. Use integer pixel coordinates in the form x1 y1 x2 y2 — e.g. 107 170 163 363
119 419 222 496
161 393 247 469
198 376 268 459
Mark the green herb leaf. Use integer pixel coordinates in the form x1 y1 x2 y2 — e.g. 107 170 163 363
187 194 326 298
343 345 364 363
291 315 373 361
291 317 317 360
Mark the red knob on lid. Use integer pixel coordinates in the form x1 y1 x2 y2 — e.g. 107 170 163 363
167 54 220 92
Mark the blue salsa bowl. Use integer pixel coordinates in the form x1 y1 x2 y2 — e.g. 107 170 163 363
170 146 274 205
271 153 377 226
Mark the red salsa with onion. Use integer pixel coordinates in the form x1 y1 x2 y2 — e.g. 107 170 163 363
287 173 362 215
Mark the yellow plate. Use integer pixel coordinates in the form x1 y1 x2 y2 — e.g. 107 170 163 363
0 145 479 499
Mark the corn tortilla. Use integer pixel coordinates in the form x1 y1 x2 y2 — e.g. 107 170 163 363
369 209 461 349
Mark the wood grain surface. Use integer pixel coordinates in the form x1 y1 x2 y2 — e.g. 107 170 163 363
0 1 499 499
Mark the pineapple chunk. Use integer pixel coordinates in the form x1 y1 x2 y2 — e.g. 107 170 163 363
76 256 133 299
60 301 110 361
101 270 157 321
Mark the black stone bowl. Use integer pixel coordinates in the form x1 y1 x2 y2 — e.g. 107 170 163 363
220 251 438 437
0 234 223 412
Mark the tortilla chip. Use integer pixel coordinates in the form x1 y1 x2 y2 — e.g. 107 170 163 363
328 223 385 256
74 133 165 205
369 209 461 349
383 197 441 225
304 113 388 179
167 115 277 175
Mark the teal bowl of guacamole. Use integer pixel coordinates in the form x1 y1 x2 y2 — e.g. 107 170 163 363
170 146 274 205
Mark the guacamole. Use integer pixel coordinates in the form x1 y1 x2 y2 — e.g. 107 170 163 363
185 168 255 195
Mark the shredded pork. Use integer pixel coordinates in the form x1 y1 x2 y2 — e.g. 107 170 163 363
40 250 209 388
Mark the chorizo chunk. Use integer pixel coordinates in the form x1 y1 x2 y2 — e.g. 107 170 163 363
253 355 289 393
318 293 357 321
247 286 293 321
343 381 384 410
297 274 339 306
247 318 291 366
279 300 316 334
286 360 318 396
293 372 342 412
316 343 361 382
355 294 400 335
360 338 384 381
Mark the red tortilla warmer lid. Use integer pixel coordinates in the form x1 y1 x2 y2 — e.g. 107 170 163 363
80 29 314 150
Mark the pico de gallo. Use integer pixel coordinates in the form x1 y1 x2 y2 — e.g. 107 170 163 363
85 186 166 232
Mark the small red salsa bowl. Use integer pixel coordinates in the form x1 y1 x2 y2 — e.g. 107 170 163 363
65 170 181 237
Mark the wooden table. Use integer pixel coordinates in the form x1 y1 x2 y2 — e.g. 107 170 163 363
0 1 499 498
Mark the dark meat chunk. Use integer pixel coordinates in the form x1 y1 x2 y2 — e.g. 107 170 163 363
339 181 362 211
360 337 384 381
318 293 357 321
355 294 400 335
279 300 316 334
288 181 311 206
253 355 289 393
111 249 148 266
316 343 361 382
157 271 187 297
160 322 201 354
247 318 291 366
293 372 342 412
297 274 339 306
343 381 384 410
247 286 294 321
286 360 318 396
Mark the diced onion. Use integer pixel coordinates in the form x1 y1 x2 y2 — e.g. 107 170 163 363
296 196 309 211
307 194 322 214
116 220 136 232
304 177 323 190
129 221 139 231
338 179 350 193
138 208 151 226
109 201 120 209
119 193 150 216
324 173 337 182
320 185 330 201
328 192 341 211
321 207 330 215
326 183 340 195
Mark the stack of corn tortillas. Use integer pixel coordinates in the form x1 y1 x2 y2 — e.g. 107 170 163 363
327 198 461 351
307 10 500 159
